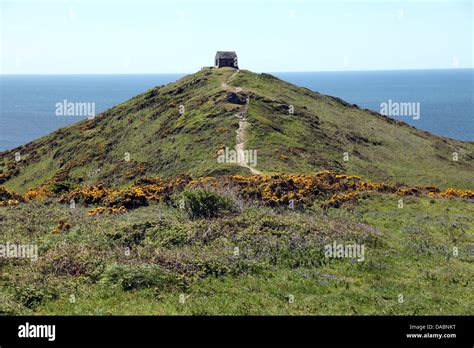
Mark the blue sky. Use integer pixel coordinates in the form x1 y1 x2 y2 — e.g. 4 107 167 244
1 0 472 73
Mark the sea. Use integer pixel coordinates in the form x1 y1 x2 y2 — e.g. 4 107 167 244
0 69 472 151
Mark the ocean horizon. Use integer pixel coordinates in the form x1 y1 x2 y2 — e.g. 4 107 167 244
1 68 473 151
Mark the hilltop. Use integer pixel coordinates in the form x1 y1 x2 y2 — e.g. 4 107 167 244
1 67 473 193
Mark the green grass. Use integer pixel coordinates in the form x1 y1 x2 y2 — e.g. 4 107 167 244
0 67 473 315
1 193 472 315
1 68 473 193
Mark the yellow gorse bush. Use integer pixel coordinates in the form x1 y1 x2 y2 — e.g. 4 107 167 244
0 199 20 207
439 188 474 199
60 184 112 205
24 186 52 201
52 219 72 234
0 187 24 206
1 170 473 212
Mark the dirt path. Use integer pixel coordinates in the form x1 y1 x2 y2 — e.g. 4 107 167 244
220 70 262 175
220 69 239 90
235 107 262 175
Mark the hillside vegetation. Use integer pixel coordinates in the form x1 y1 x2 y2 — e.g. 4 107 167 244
0 187 472 315
1 68 473 194
0 68 473 315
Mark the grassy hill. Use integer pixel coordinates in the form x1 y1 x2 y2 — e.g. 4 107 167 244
1 67 473 194
0 67 473 316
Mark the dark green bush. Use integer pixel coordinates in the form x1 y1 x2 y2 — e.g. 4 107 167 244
13 284 58 309
0 292 31 315
157 224 191 247
106 222 155 247
49 181 75 194
275 246 327 268
178 189 236 219
101 264 178 291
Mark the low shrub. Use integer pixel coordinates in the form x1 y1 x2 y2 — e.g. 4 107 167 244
49 181 75 194
104 187 148 209
13 284 58 309
0 291 31 315
38 244 105 280
100 264 179 291
61 184 111 205
177 189 236 219
105 222 154 247
0 186 24 206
